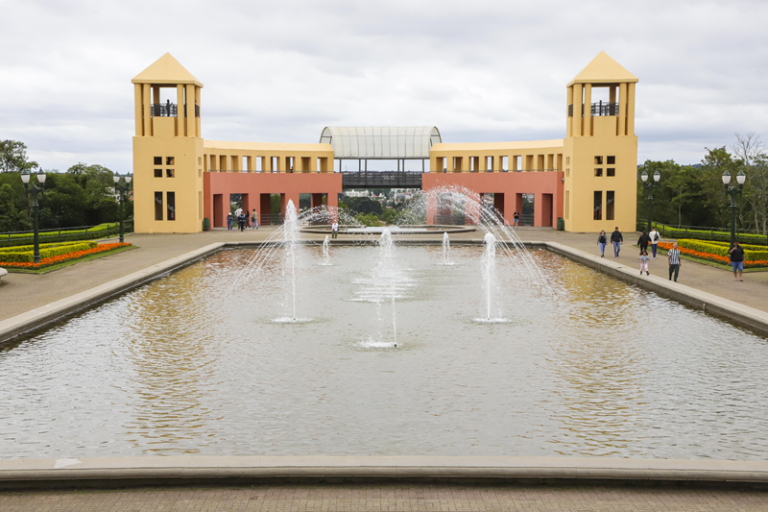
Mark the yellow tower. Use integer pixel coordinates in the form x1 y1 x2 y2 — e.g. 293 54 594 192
562 52 638 233
132 53 204 233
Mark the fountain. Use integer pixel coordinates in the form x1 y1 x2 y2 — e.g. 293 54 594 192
320 235 331 266
440 232 453 266
477 232 505 323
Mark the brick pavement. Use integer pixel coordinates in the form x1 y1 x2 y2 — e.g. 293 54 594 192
2 226 768 322
1 484 767 511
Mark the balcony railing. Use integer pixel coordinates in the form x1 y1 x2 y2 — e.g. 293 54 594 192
150 104 177 117
569 102 620 117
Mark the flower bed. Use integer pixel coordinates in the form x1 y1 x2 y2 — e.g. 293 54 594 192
659 240 768 268
0 241 97 262
0 243 132 269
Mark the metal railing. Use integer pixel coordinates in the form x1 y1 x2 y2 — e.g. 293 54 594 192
569 102 620 117
342 171 422 189
0 221 134 248
150 104 177 117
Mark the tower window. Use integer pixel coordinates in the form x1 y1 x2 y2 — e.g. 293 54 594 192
566 168 570 177
166 157 175 165
167 192 176 221
594 168 603 177
593 191 602 220
154 192 163 220
607 168 615 177
594 156 603 165
166 169 175 178
154 157 162 165
607 156 616 164
154 169 162 178
566 156 570 165
606 191 615 220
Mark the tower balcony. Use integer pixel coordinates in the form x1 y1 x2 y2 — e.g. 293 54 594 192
568 102 620 117
150 104 200 118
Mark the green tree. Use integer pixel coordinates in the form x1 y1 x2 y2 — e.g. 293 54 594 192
0 140 38 173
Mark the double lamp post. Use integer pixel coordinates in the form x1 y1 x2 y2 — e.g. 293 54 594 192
722 170 746 244
113 173 132 244
640 169 660 233
21 172 46 264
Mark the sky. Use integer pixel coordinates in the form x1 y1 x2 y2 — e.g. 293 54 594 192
1 0 767 173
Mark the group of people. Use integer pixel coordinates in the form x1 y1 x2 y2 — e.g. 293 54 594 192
597 226 747 283
227 207 259 232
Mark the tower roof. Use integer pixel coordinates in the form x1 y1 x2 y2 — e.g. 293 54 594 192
568 51 637 86
132 53 203 87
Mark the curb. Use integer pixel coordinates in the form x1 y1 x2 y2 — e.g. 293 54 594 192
2 456 768 490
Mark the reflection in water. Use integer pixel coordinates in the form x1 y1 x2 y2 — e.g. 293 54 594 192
1 247 768 460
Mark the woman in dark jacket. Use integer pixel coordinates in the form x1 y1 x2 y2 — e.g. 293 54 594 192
637 230 650 253
597 230 607 258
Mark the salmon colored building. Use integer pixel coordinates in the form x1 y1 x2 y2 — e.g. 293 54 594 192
132 52 638 233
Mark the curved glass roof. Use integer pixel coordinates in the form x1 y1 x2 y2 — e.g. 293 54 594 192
319 127 442 159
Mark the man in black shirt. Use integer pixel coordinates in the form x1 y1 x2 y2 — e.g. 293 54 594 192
729 241 745 281
610 227 623 257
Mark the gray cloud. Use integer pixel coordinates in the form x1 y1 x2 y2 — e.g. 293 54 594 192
1 0 766 172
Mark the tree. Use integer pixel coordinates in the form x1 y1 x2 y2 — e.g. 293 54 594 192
0 140 38 173
731 133 768 236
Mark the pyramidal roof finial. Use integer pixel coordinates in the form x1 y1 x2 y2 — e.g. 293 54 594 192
568 51 637 86
132 53 203 87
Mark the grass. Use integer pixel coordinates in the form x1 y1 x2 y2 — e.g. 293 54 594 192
4 245 137 274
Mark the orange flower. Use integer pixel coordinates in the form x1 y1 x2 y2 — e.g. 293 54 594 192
659 242 767 268
0 243 131 269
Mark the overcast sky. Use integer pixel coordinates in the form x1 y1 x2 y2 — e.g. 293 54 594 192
1 0 767 173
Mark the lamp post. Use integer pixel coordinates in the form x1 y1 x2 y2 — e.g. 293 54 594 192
640 169 661 233
722 170 746 245
21 171 46 264
113 173 132 244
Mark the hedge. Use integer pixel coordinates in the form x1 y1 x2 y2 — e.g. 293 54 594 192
673 239 768 268
0 221 133 248
651 222 768 246
0 241 98 263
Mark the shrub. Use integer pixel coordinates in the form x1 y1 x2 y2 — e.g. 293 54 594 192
651 222 768 246
1 243 131 269
663 240 768 268
0 241 97 263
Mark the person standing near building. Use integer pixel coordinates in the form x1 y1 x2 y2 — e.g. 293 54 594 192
234 205 243 219
668 241 681 282
226 212 233 231
513 211 520 226
331 219 339 240
610 227 623 257
729 241 745 282
251 209 258 230
649 227 660 259
637 230 650 254
597 230 607 258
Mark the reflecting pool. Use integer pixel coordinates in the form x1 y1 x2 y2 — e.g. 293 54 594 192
1 246 767 459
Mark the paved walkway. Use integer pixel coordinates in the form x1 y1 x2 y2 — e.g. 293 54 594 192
1 227 768 322
2 484 767 511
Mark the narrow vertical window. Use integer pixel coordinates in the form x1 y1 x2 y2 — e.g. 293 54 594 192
606 191 615 220
593 191 602 220
167 192 176 221
198 191 203 220
565 191 570 219
154 192 163 220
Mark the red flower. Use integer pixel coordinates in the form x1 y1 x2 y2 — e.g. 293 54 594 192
1 243 131 269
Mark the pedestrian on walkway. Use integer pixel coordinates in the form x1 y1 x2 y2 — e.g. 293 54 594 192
649 227 660 259
251 209 258 229
729 241 745 282
668 241 681 282
234 206 243 219
639 249 650 276
637 230 650 253
597 230 607 258
226 212 233 231
238 211 246 231
513 211 520 226
610 227 623 257
331 219 339 239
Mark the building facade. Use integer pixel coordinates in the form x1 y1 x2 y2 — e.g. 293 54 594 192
132 52 637 233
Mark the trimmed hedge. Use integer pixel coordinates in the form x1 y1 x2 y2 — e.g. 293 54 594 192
651 222 768 246
677 239 768 264
0 241 98 263
0 221 133 248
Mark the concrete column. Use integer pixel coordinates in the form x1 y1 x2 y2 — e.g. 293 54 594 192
572 83 583 137
609 86 616 104
176 85 184 136
152 86 160 105
566 86 574 137
584 83 592 137
618 82 627 136
186 84 195 137
627 82 636 136
134 84 143 136
195 86 201 137
478 156 486 172
142 84 152 137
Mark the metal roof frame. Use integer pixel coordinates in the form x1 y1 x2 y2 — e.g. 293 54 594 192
319 127 441 160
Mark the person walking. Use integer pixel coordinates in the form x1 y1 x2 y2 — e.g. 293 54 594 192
649 227 660 259
668 241 681 282
165 99 171 116
729 241 745 282
234 206 243 219
226 212 233 231
637 230 650 254
238 211 246 232
331 219 339 239
610 227 623 257
597 230 607 258
251 209 258 229
513 211 520 226
639 249 650 276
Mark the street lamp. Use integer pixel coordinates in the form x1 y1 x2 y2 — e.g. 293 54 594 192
722 170 746 244
113 173 132 243
640 169 661 233
21 171 47 263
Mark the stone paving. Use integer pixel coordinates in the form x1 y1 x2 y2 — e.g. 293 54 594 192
2 484 768 511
